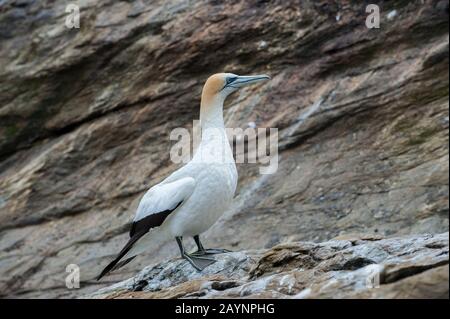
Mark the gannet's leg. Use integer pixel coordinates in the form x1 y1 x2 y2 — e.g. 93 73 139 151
191 235 231 256
175 236 215 271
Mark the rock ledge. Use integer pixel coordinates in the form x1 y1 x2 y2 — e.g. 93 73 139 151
89 233 449 299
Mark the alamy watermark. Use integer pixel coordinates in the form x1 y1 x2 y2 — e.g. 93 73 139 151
64 3 388 31
366 4 381 29
65 264 80 289
170 121 278 175
65 4 80 29
365 264 383 289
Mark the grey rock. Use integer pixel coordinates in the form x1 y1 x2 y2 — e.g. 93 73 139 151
87 233 449 299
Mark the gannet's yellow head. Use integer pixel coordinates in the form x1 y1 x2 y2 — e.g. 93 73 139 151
201 73 270 107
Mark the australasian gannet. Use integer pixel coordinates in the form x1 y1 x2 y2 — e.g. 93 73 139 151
97 73 270 279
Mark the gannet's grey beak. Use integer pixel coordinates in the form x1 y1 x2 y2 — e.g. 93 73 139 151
229 75 270 88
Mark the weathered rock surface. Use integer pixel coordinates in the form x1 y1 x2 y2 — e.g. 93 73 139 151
89 233 449 299
0 0 448 298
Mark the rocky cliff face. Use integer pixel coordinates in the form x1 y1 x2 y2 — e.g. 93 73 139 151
90 233 449 299
0 0 448 298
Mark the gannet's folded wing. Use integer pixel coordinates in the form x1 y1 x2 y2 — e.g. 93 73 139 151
131 177 196 236
96 177 195 280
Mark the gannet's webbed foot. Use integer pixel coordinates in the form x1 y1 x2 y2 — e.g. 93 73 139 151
183 253 216 271
191 235 231 256
191 248 231 256
176 236 215 271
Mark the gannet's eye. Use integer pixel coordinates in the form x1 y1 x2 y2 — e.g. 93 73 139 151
226 77 238 85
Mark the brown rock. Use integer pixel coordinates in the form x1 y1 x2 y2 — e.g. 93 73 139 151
349 265 449 299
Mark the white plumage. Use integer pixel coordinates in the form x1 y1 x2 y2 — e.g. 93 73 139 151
134 177 196 223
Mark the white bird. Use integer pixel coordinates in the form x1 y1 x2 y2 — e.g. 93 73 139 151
97 73 270 279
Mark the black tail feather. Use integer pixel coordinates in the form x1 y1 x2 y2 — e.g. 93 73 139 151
96 232 145 280
96 257 122 281
97 202 181 280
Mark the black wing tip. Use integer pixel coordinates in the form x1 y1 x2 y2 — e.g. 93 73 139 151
96 272 106 281
96 261 116 281
96 269 108 281
96 256 137 281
